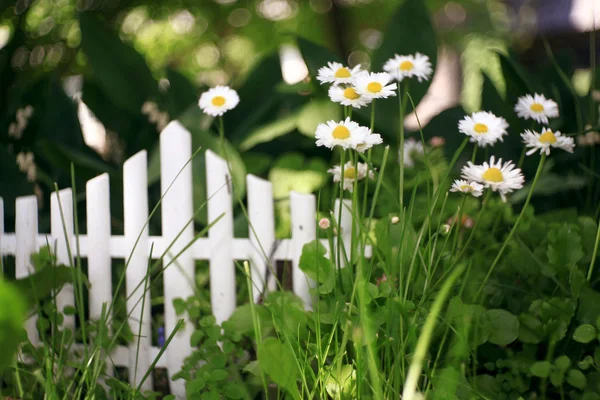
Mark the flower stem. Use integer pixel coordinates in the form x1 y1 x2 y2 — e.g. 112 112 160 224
586 216 600 281
398 84 405 210
218 116 225 158
475 153 546 301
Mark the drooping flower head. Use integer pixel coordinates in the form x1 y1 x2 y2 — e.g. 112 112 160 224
328 161 374 192
315 118 369 150
328 85 372 109
461 156 524 202
458 111 509 148
353 71 397 99
449 179 484 197
514 93 559 124
317 62 362 86
354 128 383 153
383 52 433 82
198 86 239 116
402 137 424 167
521 128 575 156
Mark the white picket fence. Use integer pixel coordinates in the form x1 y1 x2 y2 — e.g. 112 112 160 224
0 121 364 398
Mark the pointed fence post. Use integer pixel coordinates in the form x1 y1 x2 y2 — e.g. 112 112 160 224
86 173 113 378
15 196 40 346
0 198 3 273
290 192 316 308
50 188 76 333
160 121 195 398
123 151 152 391
206 150 236 325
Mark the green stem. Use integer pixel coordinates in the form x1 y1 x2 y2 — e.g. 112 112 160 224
586 216 600 281
218 116 225 158
398 84 405 210
475 154 546 301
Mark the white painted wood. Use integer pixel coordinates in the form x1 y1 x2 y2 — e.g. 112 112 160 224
333 199 353 267
246 174 275 302
15 196 39 346
123 150 152 391
160 121 195 398
290 192 316 308
50 188 76 332
0 198 3 273
206 149 236 325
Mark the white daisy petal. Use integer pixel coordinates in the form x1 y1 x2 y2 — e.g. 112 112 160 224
328 85 372 109
461 156 525 202
449 179 484 197
383 52 433 82
317 62 363 86
458 111 509 148
328 161 372 192
198 86 239 116
315 117 368 150
520 128 575 156
514 93 559 124
401 137 424 167
354 128 383 153
353 71 397 99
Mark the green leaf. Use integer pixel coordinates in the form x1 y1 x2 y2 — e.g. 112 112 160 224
579 217 599 262
325 364 356 399
299 240 334 287
372 0 437 109
518 314 544 344
555 355 571 371
486 309 519 346
547 224 584 268
209 369 229 382
190 330 203 347
187 376 205 394
573 324 597 344
578 288 600 324
531 361 553 378
224 383 245 399
240 111 299 151
258 337 301 396
566 369 587 389
296 99 341 137
222 303 272 338
79 13 158 114
0 279 26 371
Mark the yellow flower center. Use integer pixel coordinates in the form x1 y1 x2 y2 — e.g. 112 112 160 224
343 87 360 100
482 167 503 183
332 125 350 139
335 67 351 78
473 123 488 134
530 103 544 113
539 130 557 144
460 185 472 192
343 167 356 179
211 96 226 106
399 60 414 71
367 82 382 93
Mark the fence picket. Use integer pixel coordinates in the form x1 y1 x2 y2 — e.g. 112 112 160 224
160 121 195 398
86 174 114 378
290 192 316 308
205 150 236 325
50 189 76 332
123 150 152 391
0 198 3 272
334 199 353 267
15 196 39 346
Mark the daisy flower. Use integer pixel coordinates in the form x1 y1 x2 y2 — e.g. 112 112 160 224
315 118 368 150
328 85 372 108
383 52 433 82
458 111 509 148
402 137 424 167
317 62 362 86
461 156 524 202
449 179 484 197
198 86 239 116
328 161 374 192
354 129 383 153
353 71 397 99
514 93 559 124
521 128 575 156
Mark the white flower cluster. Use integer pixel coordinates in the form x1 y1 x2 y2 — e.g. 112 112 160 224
314 117 382 153
8 105 34 140
328 161 374 192
198 86 239 117
16 151 37 182
142 101 170 131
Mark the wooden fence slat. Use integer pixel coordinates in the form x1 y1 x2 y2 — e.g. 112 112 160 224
206 150 236 325
0 198 3 273
50 188 75 332
246 174 275 302
290 191 316 308
123 150 152 391
15 196 40 346
333 199 353 268
86 173 114 378
160 121 195 398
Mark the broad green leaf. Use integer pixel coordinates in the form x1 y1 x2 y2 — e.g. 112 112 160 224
573 324 596 344
578 288 600 324
299 240 334 287
186 376 205 394
222 303 272 338
325 364 356 400
265 291 308 339
555 355 571 371
79 13 158 114
486 309 519 346
0 279 26 371
240 111 298 151
579 217 599 262
547 224 584 268
258 337 302 396
518 314 544 344
566 369 587 389
296 99 341 137
224 383 245 399
531 361 553 378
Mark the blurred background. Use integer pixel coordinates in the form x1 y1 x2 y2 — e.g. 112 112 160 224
0 0 598 237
